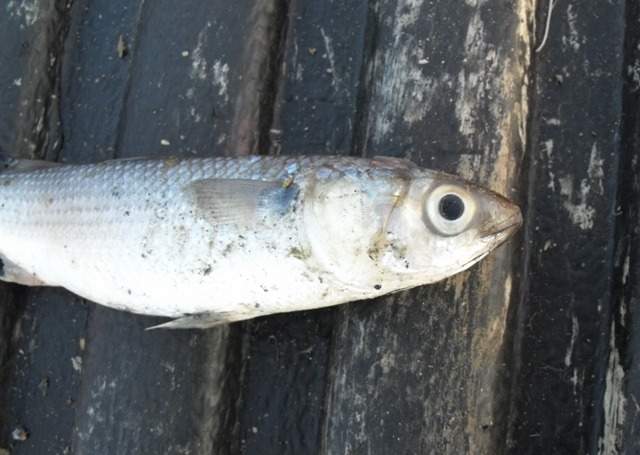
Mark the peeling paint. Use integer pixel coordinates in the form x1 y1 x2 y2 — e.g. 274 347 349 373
212 60 230 103
622 251 630 286
189 23 229 106
587 142 604 195
320 28 338 86
291 41 304 81
455 12 490 142
564 315 578 367
555 143 602 230
628 61 640 92
598 322 626 455
558 174 595 230
6 0 40 27
190 24 211 81
372 0 445 143
542 139 555 190
563 5 581 52
456 154 482 180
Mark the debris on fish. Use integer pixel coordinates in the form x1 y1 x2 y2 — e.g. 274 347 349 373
0 155 522 328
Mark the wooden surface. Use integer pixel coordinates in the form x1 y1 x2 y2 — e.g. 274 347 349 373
0 0 638 454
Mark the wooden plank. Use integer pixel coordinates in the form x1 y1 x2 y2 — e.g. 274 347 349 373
320 0 529 453
505 0 628 453
61 0 263 453
234 2 370 452
614 0 640 450
0 2 84 453
1 289 88 454
0 0 279 453
0 0 69 158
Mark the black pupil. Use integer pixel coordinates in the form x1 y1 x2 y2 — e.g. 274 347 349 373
438 194 465 221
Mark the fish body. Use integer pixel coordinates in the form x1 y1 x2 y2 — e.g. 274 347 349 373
0 155 521 327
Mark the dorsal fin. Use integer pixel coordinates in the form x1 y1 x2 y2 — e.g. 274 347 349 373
371 155 418 169
1 155 62 172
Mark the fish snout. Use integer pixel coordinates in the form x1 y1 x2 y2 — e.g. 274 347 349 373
479 200 523 241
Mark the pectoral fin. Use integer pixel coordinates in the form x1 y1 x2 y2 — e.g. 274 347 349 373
146 312 236 330
0 255 48 286
185 178 300 225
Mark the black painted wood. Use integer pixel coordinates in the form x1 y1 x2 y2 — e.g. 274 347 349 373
505 1 630 453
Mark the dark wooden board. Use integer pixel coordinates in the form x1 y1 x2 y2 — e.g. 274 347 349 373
506 0 633 453
0 0 638 453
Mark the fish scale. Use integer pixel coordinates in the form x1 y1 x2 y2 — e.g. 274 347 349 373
0 155 522 328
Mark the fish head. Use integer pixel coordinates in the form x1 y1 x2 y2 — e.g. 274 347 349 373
377 171 523 284
304 163 522 294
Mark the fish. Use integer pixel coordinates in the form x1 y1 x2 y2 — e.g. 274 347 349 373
0 154 522 328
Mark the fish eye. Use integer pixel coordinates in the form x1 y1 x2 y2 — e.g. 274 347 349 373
438 194 465 221
424 184 477 236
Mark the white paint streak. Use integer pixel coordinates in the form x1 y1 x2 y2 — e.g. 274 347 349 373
454 11 500 147
516 0 533 161
599 322 626 455
555 142 602 230
570 368 578 388
564 315 578 367
456 154 482 180
563 5 581 51
372 0 444 143
628 61 640 91
464 0 489 6
320 28 338 86
558 174 595 230
76 375 118 441
542 139 554 160
403 75 445 126
6 0 40 26
542 140 555 190
293 41 304 81
212 61 230 103
622 251 630 286
190 26 210 81
189 23 229 106
588 142 604 195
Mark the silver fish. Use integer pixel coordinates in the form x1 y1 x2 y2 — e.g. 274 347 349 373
0 155 521 328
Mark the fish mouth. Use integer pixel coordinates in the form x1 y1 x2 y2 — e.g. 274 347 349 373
480 208 523 242
458 210 521 272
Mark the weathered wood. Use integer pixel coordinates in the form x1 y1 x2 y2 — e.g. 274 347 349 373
0 0 276 453
1 288 88 455
59 0 272 453
234 1 370 453
505 1 628 453
321 0 529 453
0 0 70 159
0 2 83 453
614 0 640 450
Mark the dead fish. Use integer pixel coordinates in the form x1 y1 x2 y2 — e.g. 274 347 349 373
0 155 521 328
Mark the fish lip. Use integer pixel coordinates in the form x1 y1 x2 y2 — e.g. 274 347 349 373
461 250 490 271
480 210 523 241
